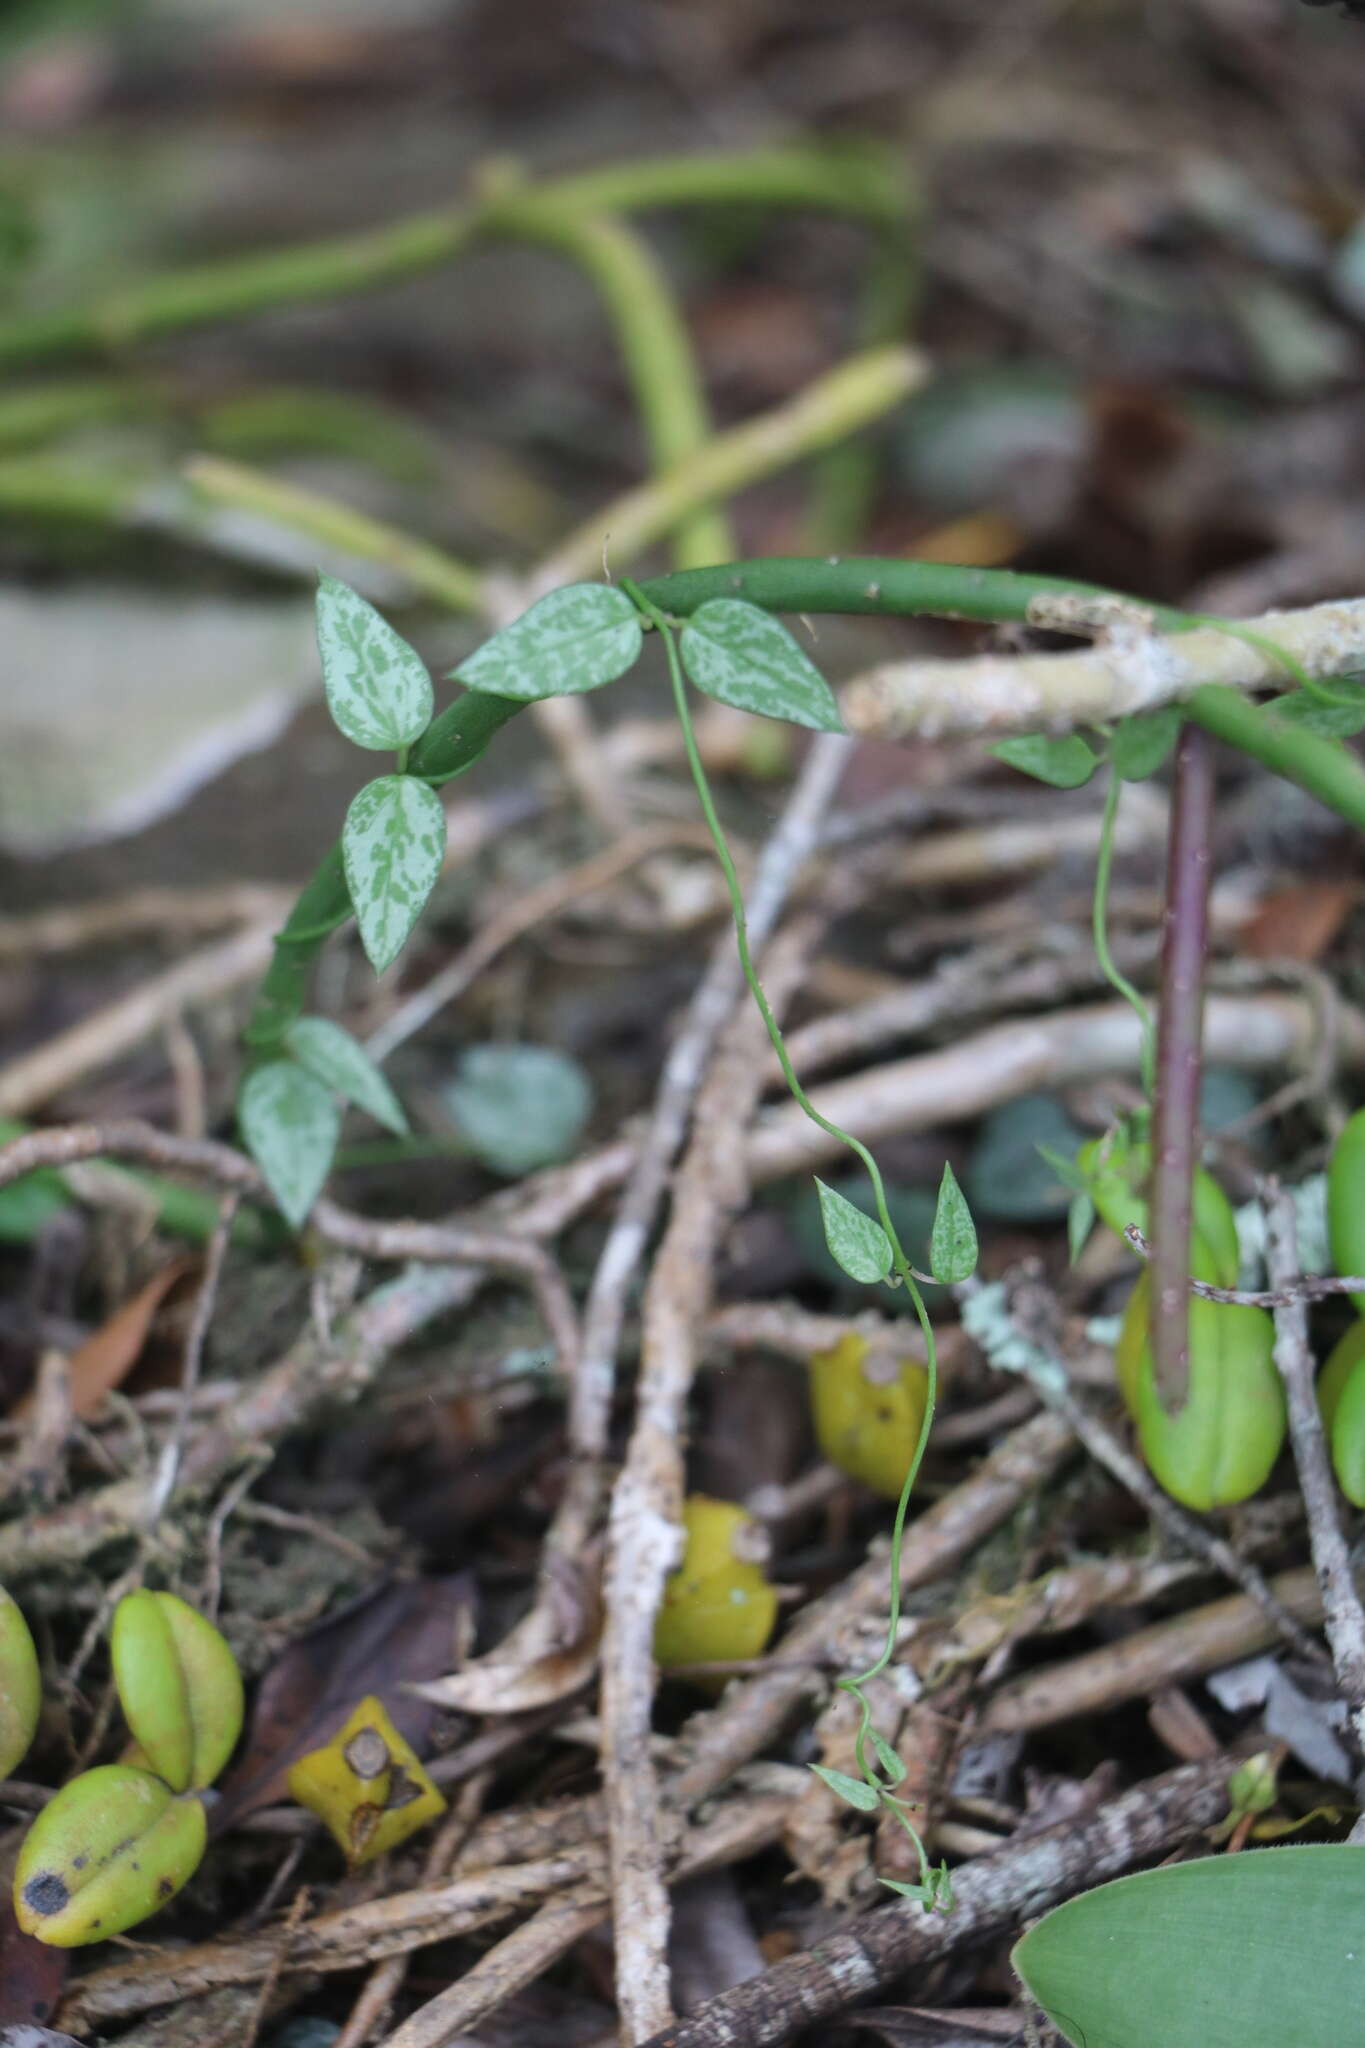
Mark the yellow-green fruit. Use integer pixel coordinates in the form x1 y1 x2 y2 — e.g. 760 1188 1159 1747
1077 1136 1240 1288
1115 1243 1285 1511
288 1696 446 1866
111 1590 244 1793
809 1332 929 1500
14 1764 206 1946
653 1497 778 1679
0 1585 41 1780
1327 1107 1365 1318
1318 1319 1365 1507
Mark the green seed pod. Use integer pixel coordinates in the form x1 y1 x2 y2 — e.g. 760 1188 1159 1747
14 1764 206 1946
111 1591 243 1793
1318 1319 1365 1507
653 1497 778 1687
1115 1238 1285 1511
0 1584 41 1780
1327 1107 1365 1317
1078 1134 1240 1288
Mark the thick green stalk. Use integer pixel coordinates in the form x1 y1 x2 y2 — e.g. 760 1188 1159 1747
635 556 1190 628
1186 684 1365 832
0 145 906 369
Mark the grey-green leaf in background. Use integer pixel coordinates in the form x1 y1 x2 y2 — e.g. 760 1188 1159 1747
929 1162 978 1284
453 583 642 700
1110 705 1182 781
814 1177 894 1285
992 734 1098 789
342 774 446 975
284 1017 408 1136
1013 1845 1365 2048
316 575 433 751
967 1095 1088 1223
679 598 842 731
238 1061 340 1228
444 1043 593 1177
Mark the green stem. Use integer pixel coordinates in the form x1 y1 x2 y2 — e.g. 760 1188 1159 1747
1093 770 1155 1096
1187 684 1365 832
0 144 907 369
0 1118 281 1249
628 581 941 1870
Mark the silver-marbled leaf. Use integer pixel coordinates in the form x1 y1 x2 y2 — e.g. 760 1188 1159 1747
453 583 642 700
342 774 446 974
317 574 433 750
284 1016 408 1135
238 1061 340 1229
679 598 842 731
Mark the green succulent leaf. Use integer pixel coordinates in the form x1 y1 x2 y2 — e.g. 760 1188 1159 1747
342 773 446 974
992 734 1098 788
238 1060 340 1229
678 598 842 731
316 574 433 751
929 1162 978 1284
284 1017 408 1136
810 1764 880 1812
14 1765 207 1947
1012 1845 1365 2048
111 1591 244 1793
814 1178 894 1285
453 583 642 700
1110 705 1182 781
0 1585 41 1779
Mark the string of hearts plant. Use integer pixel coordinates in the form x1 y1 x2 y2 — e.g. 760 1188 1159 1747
234 560 1365 1904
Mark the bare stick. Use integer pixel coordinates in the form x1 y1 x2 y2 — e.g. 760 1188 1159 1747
1149 723 1215 1411
601 921 812 2042
1265 1185 1365 1751
841 596 1365 740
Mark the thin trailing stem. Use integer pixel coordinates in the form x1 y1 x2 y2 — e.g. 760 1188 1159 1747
1092 771 1155 1097
626 580 947 1904
1148 723 1216 1412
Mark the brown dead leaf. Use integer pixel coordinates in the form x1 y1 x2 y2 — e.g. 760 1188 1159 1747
1239 879 1359 962
11 1258 194 1423
412 1549 601 1716
213 1573 475 1828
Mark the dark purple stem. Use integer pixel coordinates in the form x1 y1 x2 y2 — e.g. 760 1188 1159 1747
1149 723 1216 1412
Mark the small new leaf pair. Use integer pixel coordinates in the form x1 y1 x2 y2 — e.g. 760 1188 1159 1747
456 582 842 732
994 706 1181 790
239 1014 407 1229
14 1591 244 1948
815 1164 976 1289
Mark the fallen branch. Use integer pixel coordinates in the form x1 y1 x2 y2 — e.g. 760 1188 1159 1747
840 596 1365 741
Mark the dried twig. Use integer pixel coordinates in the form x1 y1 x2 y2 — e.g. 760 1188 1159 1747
1265 1185 1365 1753
980 1567 1321 1733
0 920 277 1118
600 920 813 2042
841 596 1365 741
1124 1224 1365 1307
